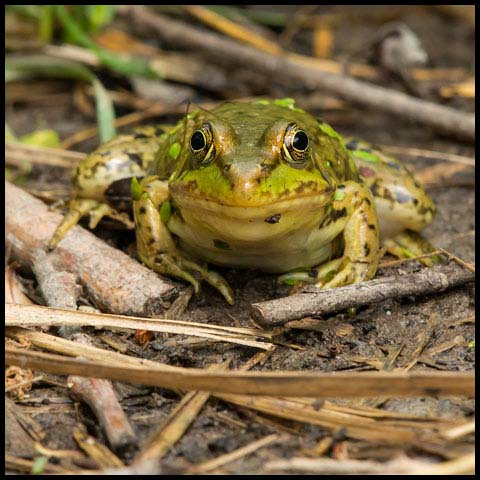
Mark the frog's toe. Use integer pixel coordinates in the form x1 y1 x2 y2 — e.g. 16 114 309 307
48 199 100 250
89 204 135 230
176 257 234 305
383 230 442 266
154 253 201 294
316 258 375 289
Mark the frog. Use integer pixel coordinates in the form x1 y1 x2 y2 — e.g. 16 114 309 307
49 99 437 305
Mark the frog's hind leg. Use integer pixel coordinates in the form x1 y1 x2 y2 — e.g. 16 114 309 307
382 230 442 267
48 199 133 250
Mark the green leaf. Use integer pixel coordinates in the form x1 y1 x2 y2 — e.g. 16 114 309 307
84 5 117 32
38 6 54 42
92 79 116 143
54 5 159 79
6 55 116 143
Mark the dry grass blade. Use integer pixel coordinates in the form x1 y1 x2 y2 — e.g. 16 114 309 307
188 433 282 474
216 395 461 444
6 142 86 168
5 344 475 398
264 452 475 474
184 5 283 55
5 453 76 474
6 303 274 350
440 420 475 440
73 423 124 469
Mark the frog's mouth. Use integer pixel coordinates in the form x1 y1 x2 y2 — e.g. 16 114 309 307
170 187 334 221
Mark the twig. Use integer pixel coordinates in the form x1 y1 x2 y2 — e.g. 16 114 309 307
438 248 475 272
119 6 475 141
6 142 86 169
250 263 475 326
379 145 475 166
5 181 177 316
68 333 137 454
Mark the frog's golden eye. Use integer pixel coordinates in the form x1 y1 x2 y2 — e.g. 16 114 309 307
190 123 216 165
282 123 309 165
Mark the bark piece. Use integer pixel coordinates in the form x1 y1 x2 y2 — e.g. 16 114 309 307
6 182 177 316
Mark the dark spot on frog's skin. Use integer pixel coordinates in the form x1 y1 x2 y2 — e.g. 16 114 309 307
308 269 317 278
382 188 395 202
386 161 401 170
395 190 413 204
139 206 146 214
359 166 375 178
134 132 149 140
368 224 376 230
331 207 347 221
154 126 165 135
128 153 143 166
345 139 359 150
265 213 281 224
364 243 371 257
100 150 112 157
360 147 372 153
148 238 155 246
214 239 231 250
413 181 421 188
364 197 371 206
413 198 419 206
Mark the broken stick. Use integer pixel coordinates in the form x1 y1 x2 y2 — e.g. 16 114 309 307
251 263 474 326
5 181 177 316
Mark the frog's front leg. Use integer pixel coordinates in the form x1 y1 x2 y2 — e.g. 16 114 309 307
133 176 234 304
316 182 380 288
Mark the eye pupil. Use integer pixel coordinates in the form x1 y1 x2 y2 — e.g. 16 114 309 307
190 131 206 151
293 130 308 151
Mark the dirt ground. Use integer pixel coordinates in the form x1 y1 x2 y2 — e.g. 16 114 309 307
5 6 474 474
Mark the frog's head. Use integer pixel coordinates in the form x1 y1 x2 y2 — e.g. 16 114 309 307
167 100 355 221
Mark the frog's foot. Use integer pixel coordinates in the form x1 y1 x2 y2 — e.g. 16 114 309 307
48 199 100 250
151 253 235 305
48 199 133 250
382 230 442 267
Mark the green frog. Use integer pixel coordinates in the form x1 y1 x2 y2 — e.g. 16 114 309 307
49 99 436 305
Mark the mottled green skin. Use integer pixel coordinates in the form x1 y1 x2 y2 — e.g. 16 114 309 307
50 100 436 303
